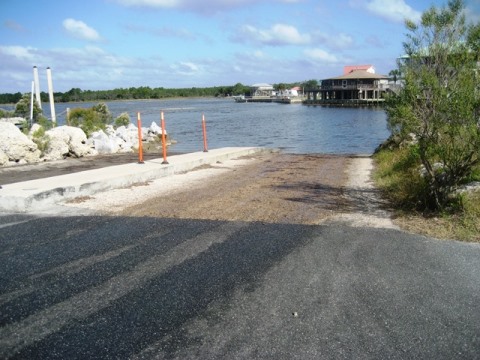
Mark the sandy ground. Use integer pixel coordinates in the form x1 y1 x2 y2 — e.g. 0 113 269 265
64 152 396 228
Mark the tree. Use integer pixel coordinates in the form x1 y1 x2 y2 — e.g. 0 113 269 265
303 79 319 90
14 93 43 121
0 92 22 104
388 69 401 84
61 88 82 102
68 102 112 137
231 83 250 96
386 0 480 209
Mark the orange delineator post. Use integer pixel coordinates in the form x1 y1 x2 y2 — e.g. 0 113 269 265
137 112 144 164
161 111 169 165
202 113 208 152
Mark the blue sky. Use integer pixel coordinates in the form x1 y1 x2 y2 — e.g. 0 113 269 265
1 0 479 93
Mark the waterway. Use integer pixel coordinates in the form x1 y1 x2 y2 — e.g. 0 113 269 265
3 98 390 154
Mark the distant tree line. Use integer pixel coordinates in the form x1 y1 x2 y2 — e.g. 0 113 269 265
0 83 249 104
0 81 319 104
0 92 24 104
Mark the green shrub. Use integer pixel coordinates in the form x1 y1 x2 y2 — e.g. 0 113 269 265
31 127 51 156
32 126 45 138
91 103 112 123
14 94 43 121
0 108 14 118
458 192 480 241
37 116 54 131
373 146 429 210
114 112 131 128
386 0 480 210
68 102 113 137
374 146 480 241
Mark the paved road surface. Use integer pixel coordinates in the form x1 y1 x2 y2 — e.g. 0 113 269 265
1 214 479 359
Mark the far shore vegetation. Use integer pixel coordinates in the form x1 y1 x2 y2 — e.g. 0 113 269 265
0 81 314 105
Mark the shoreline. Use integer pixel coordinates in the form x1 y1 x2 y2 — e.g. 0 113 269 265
0 96 226 108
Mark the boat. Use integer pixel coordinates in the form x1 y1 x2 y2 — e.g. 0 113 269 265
233 95 247 103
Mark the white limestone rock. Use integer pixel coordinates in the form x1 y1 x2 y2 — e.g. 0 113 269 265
147 121 167 141
90 130 120 154
42 135 69 161
114 123 155 150
45 126 96 160
0 122 41 165
149 121 165 135
116 137 134 153
105 124 116 136
115 124 140 145
111 127 134 152
0 148 9 166
0 117 25 126
28 123 43 137
456 182 480 195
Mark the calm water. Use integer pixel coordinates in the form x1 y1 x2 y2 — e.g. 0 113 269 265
4 98 390 154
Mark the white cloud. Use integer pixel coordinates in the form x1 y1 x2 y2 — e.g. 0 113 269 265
114 0 301 13
303 48 339 63
271 24 310 44
365 0 421 23
0 45 37 61
1 43 111 90
312 31 354 50
124 23 195 40
115 0 181 7
253 50 266 59
171 61 201 75
365 35 385 47
63 18 101 41
181 62 199 71
238 23 310 46
333 33 354 49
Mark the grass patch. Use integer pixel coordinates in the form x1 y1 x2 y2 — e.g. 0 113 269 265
373 147 480 242
373 147 428 210
31 127 51 156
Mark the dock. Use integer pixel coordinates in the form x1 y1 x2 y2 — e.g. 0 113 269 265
234 96 304 104
303 98 385 107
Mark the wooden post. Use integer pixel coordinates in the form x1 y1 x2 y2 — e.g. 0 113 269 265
161 111 169 165
202 113 208 152
137 112 144 164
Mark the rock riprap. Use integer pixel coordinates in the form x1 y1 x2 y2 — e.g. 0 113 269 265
0 120 166 166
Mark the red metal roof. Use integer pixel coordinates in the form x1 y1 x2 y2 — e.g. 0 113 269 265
329 70 387 80
343 65 374 74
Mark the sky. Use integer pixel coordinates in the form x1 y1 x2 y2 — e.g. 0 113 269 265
1 0 479 93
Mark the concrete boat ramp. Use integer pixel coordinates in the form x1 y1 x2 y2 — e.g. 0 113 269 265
0 147 269 213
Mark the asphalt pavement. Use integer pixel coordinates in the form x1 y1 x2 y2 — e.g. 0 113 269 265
0 214 479 359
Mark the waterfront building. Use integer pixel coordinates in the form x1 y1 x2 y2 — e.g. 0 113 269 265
250 83 275 97
305 65 389 106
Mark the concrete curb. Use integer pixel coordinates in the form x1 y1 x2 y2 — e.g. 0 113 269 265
0 147 273 213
